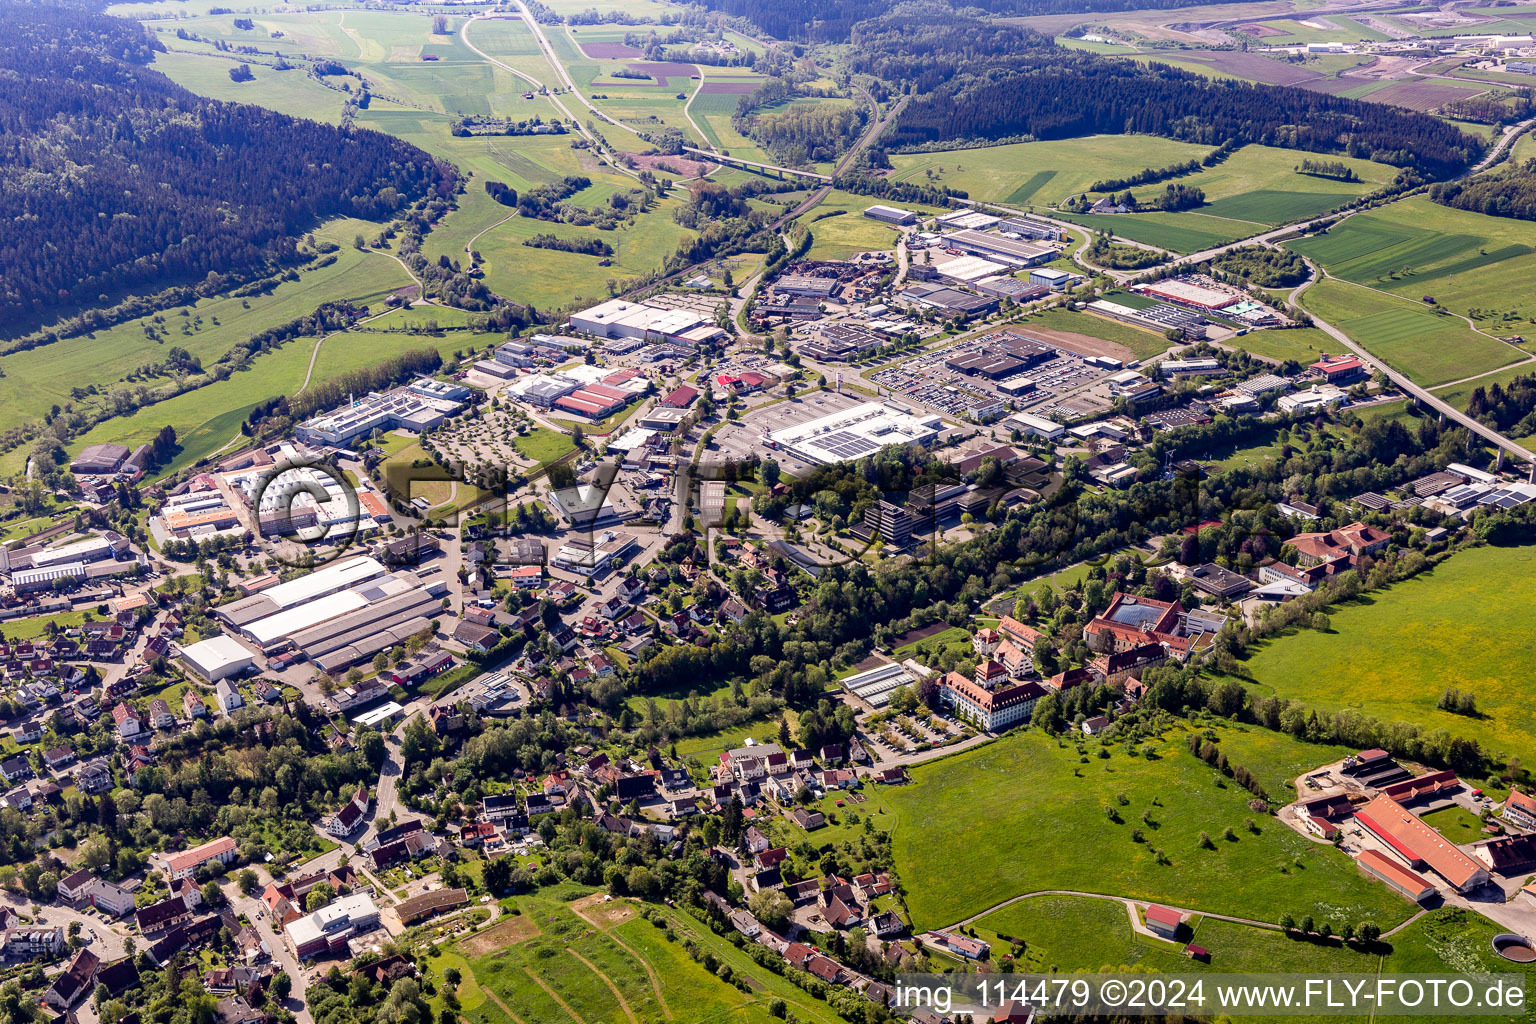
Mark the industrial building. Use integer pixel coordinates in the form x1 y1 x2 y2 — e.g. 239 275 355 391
941 230 1056 268
1137 279 1239 311
863 204 918 225
998 217 1065 241
551 531 640 576
899 282 998 316
975 277 1049 302
295 383 466 447
933 255 1009 286
766 401 942 466
1158 358 1223 378
1003 412 1065 440
800 324 887 362
1028 268 1081 291
212 556 447 670
774 275 840 299
567 298 727 346
178 636 256 683
69 444 131 477
936 210 1001 231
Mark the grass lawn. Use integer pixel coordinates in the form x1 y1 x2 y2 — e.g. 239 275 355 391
673 716 782 765
1231 326 1339 365
0 611 88 641
1297 277 1521 387
802 191 949 260
886 726 1409 933
1419 804 1490 844
1225 544 1536 765
1287 198 1536 329
512 428 576 465
886 135 1215 207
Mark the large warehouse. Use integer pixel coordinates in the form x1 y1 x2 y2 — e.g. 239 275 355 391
212 556 448 670
941 230 1056 268
178 635 256 682
568 298 727 346
767 401 942 466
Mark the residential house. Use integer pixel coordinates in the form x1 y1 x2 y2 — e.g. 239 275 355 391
1504 789 1536 830
215 681 243 713
42 746 75 773
165 836 238 880
136 896 193 935
43 947 99 1010
0 757 32 785
326 786 370 838
147 699 175 730
112 703 146 740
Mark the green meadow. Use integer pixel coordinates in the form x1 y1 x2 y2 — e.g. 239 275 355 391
1228 544 1536 766
1297 277 1521 387
887 135 1215 207
886 726 1410 933
1287 198 1536 328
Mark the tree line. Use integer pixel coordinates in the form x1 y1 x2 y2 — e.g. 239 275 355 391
1430 159 1536 221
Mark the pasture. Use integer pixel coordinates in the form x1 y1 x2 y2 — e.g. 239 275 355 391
1297 277 1520 387
0 222 407 469
1228 544 1536 766
884 726 1410 932
886 135 1216 207
1287 198 1536 328
1057 209 1259 252
803 191 949 260
445 894 844 1024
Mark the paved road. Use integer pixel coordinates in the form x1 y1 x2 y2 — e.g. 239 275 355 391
1293 262 1536 468
222 869 317 1024
460 10 640 182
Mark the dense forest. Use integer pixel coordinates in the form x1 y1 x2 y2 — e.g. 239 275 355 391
0 2 456 335
886 57 1479 177
1430 159 1536 221
695 0 1256 42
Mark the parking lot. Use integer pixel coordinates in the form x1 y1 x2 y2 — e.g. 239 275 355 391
872 333 1114 420
708 390 868 478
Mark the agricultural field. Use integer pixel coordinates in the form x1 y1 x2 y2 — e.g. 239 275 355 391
885 725 1411 933
442 893 845 1024
1296 277 1521 387
886 135 1216 207
1238 15 1387 45
0 220 409 478
1287 198 1536 330
1227 544 1536 766
1056 144 1393 252
61 320 478 481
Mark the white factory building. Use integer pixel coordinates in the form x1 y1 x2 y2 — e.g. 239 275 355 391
767 401 943 466
568 298 727 346
295 381 468 447
212 556 448 672
178 635 257 683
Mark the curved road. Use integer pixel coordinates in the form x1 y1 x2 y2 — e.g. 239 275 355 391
1293 260 1536 467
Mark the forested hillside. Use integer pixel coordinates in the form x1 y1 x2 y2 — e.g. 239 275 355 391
1430 159 1536 221
696 0 1257 42
880 50 1479 177
0 2 457 335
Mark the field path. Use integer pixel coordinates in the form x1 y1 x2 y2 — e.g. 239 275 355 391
569 902 673 1019
523 966 587 1024
296 248 425 394
460 11 641 182
939 888 1288 934
480 987 531 1024
566 947 639 1024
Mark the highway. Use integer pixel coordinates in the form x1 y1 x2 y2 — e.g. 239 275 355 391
681 147 831 182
